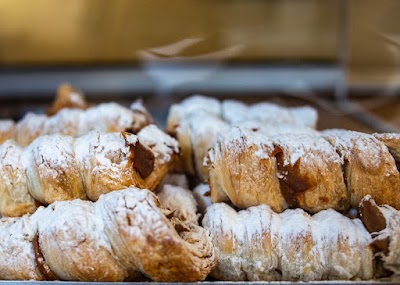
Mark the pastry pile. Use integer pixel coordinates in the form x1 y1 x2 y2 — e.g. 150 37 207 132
0 88 399 281
167 95 400 281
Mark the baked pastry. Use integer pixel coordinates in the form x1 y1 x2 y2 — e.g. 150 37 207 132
46 83 88 116
174 114 229 179
206 127 287 212
166 95 221 135
202 202 373 281
0 125 179 217
166 95 318 179
221 100 318 128
157 183 199 225
207 127 400 213
322 129 400 209
0 187 214 281
373 132 400 163
13 101 152 146
193 183 212 216
360 195 400 277
166 96 318 133
0 120 16 145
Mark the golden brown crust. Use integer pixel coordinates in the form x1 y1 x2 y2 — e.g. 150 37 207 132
323 130 400 210
25 135 87 205
206 127 287 212
46 83 88 116
0 188 212 281
207 127 400 213
373 133 400 163
37 200 127 281
0 140 38 217
167 96 318 180
96 188 215 282
0 125 179 217
273 133 349 213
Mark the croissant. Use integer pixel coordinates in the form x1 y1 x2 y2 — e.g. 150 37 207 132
202 202 373 281
166 95 318 179
360 195 400 277
207 127 400 213
0 187 214 281
0 125 179 217
0 100 153 147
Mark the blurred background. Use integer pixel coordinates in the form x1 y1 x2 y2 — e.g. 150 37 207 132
0 0 399 131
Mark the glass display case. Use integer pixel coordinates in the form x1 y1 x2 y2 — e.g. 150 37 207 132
1 0 399 133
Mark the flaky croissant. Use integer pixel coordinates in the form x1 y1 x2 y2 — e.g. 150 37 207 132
0 101 152 146
207 127 400 213
0 187 214 282
203 202 373 281
0 125 179 217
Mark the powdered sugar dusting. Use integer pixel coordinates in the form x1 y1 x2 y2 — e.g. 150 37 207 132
11 102 150 146
193 183 212 215
323 129 397 172
157 184 199 224
137 125 179 164
216 126 275 160
81 103 136 134
272 133 339 166
0 119 15 133
203 203 373 281
0 214 43 280
290 106 318 128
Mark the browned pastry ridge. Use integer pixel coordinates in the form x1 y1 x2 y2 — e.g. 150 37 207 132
0 187 214 282
202 202 373 281
0 125 179 217
207 127 400 213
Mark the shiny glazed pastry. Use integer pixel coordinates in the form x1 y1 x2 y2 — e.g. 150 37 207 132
207 126 400 213
203 202 373 281
0 187 214 282
0 125 179 217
